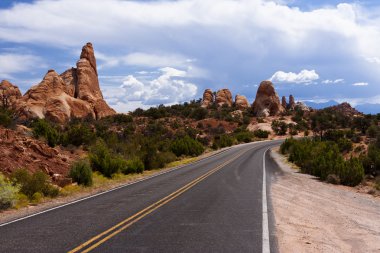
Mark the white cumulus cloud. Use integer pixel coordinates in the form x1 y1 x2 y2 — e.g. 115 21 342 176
270 69 319 84
102 67 198 112
352 82 369 86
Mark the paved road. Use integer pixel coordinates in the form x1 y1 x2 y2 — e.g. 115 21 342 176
0 140 283 253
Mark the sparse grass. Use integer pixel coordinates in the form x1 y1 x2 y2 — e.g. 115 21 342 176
165 157 198 168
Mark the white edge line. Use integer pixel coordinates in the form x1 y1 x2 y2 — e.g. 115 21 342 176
0 146 233 227
262 148 271 253
0 139 281 228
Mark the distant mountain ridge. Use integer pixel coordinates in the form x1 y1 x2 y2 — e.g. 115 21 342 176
304 101 380 115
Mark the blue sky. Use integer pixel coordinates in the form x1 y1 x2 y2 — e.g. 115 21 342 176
0 0 380 112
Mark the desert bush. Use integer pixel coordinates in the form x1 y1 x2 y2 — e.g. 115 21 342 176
0 108 13 127
170 135 204 157
11 169 59 199
0 173 19 210
254 129 270 139
271 120 288 135
113 114 133 124
213 134 234 149
64 123 96 146
280 139 364 186
69 160 93 186
122 157 145 174
337 138 353 153
32 119 60 147
234 131 254 143
89 140 127 177
190 107 208 120
366 125 379 138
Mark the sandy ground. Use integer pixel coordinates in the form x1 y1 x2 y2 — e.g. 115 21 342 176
270 148 380 253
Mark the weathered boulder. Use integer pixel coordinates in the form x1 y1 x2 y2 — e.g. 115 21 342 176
201 89 214 108
281 96 287 109
252 81 284 117
13 42 115 123
0 80 22 108
235 94 250 109
216 89 233 107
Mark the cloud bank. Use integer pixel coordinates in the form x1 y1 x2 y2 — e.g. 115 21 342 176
0 0 379 110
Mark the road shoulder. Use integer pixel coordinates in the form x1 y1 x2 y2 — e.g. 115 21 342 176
270 147 380 253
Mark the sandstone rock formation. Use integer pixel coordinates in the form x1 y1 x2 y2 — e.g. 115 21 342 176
289 95 295 110
0 80 22 108
281 96 287 109
201 89 214 108
252 81 284 117
235 94 250 109
13 42 115 123
215 89 233 107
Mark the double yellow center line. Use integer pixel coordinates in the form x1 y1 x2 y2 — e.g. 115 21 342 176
68 149 249 253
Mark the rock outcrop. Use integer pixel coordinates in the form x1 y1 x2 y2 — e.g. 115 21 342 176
0 126 79 183
289 95 295 110
295 102 310 112
281 96 287 109
201 89 214 108
13 42 115 124
327 102 362 117
235 94 250 109
252 81 284 117
0 80 22 108
215 89 233 107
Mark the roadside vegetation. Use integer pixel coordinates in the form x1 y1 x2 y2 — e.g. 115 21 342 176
1 100 380 211
280 107 380 189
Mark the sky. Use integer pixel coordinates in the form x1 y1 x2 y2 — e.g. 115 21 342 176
0 0 380 112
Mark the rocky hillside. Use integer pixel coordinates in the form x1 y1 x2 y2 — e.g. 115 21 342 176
0 43 115 124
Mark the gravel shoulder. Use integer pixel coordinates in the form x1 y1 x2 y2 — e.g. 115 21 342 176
270 147 380 253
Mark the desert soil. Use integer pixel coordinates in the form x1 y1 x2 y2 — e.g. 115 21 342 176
270 148 380 253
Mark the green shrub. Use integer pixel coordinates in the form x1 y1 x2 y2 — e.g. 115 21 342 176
31 192 43 204
170 136 204 157
64 123 96 146
190 107 208 120
123 157 145 174
253 129 270 139
235 131 254 143
11 169 59 199
337 138 353 153
32 119 60 147
89 140 127 177
280 139 364 186
0 108 13 127
69 160 93 186
113 114 133 124
0 173 19 210
271 120 288 135
340 157 364 186
213 134 235 149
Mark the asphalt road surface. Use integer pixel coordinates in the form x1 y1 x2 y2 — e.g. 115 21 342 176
0 140 283 253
